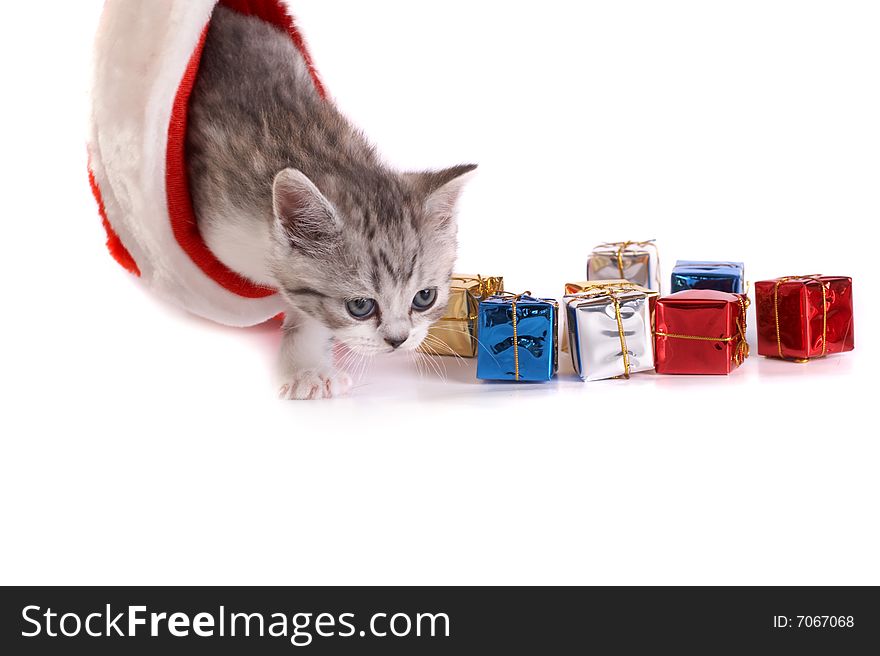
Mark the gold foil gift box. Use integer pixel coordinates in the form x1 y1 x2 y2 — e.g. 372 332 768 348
420 274 504 357
587 240 661 291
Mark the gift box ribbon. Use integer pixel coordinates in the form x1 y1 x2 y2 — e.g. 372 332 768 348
595 239 661 291
491 291 537 381
565 281 650 379
653 295 751 365
773 275 828 361
439 275 504 322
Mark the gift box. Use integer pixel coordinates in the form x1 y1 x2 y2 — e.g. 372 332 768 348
653 290 750 375
671 260 745 294
755 275 854 361
587 240 661 291
564 279 634 296
561 279 631 353
565 281 658 381
420 274 503 357
476 294 558 381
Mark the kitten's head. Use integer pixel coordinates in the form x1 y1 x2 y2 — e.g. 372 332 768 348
269 165 476 354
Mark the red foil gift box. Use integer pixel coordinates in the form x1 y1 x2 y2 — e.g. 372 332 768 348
755 275 854 361
653 290 750 375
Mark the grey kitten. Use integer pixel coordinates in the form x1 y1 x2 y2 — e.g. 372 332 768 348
186 6 475 399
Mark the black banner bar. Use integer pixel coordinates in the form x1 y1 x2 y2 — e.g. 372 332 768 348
1 586 877 654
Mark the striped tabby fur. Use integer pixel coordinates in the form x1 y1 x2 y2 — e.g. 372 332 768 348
186 6 475 398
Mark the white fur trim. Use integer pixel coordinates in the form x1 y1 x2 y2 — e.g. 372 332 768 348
88 0 285 326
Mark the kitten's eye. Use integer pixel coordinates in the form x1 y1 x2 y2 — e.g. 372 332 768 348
412 288 438 311
346 298 377 320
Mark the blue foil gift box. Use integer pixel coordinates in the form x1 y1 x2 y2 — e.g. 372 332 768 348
670 261 745 294
476 294 558 381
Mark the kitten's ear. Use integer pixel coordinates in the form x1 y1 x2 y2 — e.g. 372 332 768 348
272 168 341 256
407 164 477 232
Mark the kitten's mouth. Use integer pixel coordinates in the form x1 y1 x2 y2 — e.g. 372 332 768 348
390 337 426 354
339 336 424 356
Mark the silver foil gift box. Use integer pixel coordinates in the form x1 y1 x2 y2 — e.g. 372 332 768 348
587 240 661 292
565 281 659 381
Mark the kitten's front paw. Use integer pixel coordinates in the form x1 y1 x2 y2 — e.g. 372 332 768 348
278 370 353 400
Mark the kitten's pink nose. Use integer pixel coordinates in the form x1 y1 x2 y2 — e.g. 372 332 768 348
385 336 406 349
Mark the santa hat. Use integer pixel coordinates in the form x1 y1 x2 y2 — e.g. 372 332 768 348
88 0 325 326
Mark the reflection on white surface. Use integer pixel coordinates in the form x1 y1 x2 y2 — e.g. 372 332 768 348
331 332 861 404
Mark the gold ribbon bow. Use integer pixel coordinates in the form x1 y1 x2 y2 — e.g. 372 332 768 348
565 281 651 379
653 295 751 365
773 275 827 362
596 239 661 291
454 274 504 301
438 275 504 323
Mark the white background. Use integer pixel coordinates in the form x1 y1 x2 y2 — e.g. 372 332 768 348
1 1 878 585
